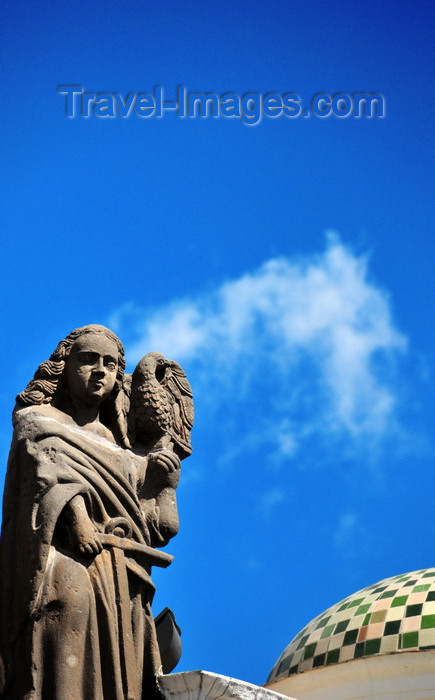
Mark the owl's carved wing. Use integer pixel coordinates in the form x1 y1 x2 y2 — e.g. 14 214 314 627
161 360 194 456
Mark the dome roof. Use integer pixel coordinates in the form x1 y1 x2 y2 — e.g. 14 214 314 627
267 567 435 683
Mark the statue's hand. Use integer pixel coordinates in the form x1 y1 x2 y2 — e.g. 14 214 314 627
69 518 103 557
63 494 103 557
147 449 181 488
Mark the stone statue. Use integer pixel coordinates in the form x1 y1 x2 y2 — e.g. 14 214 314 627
0 325 193 699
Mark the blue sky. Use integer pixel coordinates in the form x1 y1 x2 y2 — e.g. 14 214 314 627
1 0 434 687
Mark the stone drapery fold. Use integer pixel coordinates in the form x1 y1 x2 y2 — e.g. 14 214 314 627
0 405 166 699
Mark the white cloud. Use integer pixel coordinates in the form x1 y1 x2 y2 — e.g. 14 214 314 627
111 234 408 465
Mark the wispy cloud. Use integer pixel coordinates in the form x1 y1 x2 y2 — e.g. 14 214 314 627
109 234 408 466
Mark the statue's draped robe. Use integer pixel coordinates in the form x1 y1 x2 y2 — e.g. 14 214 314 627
0 406 165 700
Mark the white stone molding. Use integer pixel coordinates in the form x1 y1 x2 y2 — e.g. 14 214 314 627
158 670 297 700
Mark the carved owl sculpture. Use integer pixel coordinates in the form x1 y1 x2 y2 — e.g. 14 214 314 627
127 352 194 459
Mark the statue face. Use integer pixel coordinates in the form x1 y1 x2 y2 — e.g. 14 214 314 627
65 333 119 406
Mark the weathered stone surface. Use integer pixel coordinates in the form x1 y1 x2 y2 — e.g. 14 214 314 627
0 325 193 699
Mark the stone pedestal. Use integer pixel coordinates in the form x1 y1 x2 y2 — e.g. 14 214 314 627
158 670 297 700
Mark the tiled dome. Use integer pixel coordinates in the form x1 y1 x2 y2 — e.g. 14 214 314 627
268 568 435 683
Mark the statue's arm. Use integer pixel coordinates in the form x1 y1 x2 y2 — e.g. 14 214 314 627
139 449 181 546
61 494 102 557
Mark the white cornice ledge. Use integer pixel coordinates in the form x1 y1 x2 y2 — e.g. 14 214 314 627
158 670 297 700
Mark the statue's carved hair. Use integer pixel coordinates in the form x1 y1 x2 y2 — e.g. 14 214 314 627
16 325 130 446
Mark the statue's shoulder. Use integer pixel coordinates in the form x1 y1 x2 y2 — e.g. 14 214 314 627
13 403 72 436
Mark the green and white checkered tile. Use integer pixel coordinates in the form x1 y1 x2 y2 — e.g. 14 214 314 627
268 567 435 682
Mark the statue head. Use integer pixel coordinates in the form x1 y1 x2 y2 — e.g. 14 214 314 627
17 325 125 406
16 325 129 444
